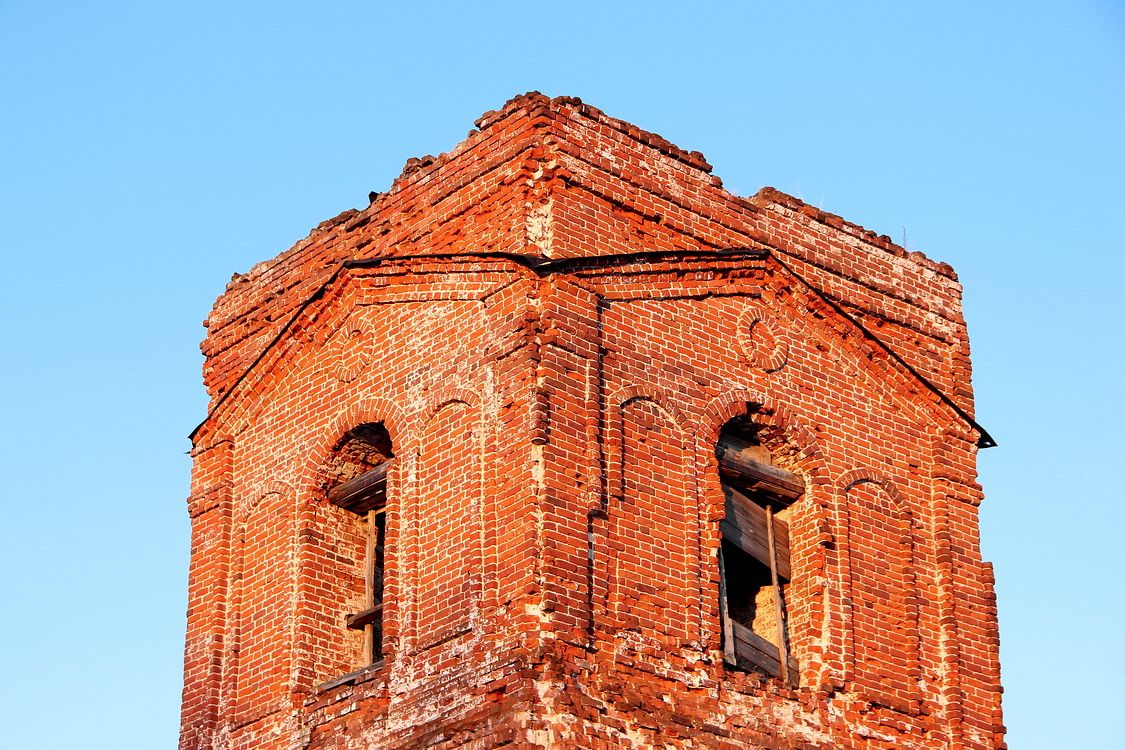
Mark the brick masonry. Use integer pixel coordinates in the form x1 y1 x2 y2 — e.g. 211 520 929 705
181 93 1004 749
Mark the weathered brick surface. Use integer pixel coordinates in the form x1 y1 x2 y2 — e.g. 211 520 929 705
182 93 1003 749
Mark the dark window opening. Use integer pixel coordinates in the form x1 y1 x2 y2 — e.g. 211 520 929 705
325 424 393 669
716 420 802 684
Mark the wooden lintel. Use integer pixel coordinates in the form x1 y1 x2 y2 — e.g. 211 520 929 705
328 461 391 513
717 434 804 502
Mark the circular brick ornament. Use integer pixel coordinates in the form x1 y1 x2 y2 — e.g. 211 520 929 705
738 308 789 373
332 311 373 383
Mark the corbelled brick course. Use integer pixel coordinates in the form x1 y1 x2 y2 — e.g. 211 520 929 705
182 93 1003 750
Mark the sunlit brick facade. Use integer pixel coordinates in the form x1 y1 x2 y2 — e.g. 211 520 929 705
182 93 1003 749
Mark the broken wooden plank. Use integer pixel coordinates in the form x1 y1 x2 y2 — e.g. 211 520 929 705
345 603 383 631
328 461 391 513
731 620 798 682
722 484 790 580
717 434 804 501
720 518 770 571
724 483 791 551
731 619 781 675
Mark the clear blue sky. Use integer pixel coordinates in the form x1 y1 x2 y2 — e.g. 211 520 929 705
2 2 1121 748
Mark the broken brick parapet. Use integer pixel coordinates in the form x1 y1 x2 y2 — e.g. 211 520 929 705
199 93 975 421
201 103 552 402
751 186 958 279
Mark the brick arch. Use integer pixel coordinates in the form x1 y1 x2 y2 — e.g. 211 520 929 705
299 396 412 492
837 468 913 524
702 391 819 461
699 390 828 484
839 469 922 709
236 480 296 521
610 383 692 431
420 385 482 423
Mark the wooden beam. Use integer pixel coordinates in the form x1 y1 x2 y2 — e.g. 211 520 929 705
717 434 804 501
345 603 383 631
766 503 790 685
328 461 391 513
363 509 377 663
722 484 790 580
718 547 737 666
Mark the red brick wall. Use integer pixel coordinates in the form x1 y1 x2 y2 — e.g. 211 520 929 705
182 94 1003 749
612 397 696 645
843 478 922 712
415 399 482 649
296 496 368 684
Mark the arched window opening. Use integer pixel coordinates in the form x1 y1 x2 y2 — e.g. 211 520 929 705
323 423 393 670
716 416 803 684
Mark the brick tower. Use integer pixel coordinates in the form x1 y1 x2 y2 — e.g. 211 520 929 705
182 93 1004 750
